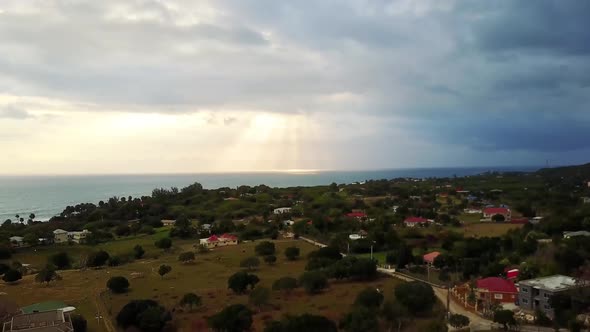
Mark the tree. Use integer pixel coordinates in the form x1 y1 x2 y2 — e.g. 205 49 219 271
493 309 517 331
155 237 172 250
23 233 38 246
2 269 22 283
240 257 260 270
299 271 328 294
265 314 337 332
208 304 253 332
228 271 260 294
285 246 300 261
0 263 9 275
49 252 71 270
492 214 505 222
35 265 60 284
107 276 130 293
178 251 195 264
394 281 436 315
86 250 110 267
249 286 270 311
180 293 202 311
71 314 87 332
28 213 35 222
354 287 384 309
114 225 131 236
381 300 407 332
339 307 379 332
448 314 470 329
116 300 170 332
272 277 298 294
255 241 276 256
158 264 172 279
264 255 277 265
133 245 145 259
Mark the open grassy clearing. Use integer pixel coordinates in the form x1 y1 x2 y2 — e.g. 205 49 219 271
0 237 433 331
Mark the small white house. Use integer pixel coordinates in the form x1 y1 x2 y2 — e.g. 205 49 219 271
283 220 295 226
161 219 176 226
273 207 292 214
53 229 69 243
9 236 24 247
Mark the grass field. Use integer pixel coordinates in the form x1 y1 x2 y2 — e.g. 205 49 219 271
0 235 421 331
459 223 523 237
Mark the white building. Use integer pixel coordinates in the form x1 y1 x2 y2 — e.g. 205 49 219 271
283 220 295 226
9 236 24 247
273 207 292 214
53 229 91 244
53 229 68 243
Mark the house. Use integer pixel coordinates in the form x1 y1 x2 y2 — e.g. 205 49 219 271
475 277 518 305
199 234 238 249
52 229 68 243
67 230 91 244
517 275 581 318
273 207 292 214
2 310 73 331
403 217 430 227
53 229 91 244
423 251 440 266
506 268 520 280
345 212 368 220
201 223 212 231
161 219 176 226
582 197 590 204
283 220 295 226
9 236 24 248
483 207 511 222
563 231 590 239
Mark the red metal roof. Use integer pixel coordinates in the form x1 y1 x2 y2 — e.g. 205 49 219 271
207 235 219 242
423 251 441 264
346 212 367 218
220 233 237 240
483 207 510 215
404 217 429 223
476 277 517 293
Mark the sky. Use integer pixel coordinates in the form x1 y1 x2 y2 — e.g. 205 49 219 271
1 0 589 175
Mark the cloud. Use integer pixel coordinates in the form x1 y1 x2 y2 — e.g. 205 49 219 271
0 105 33 119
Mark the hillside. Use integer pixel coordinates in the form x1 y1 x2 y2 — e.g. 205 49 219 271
536 162 590 180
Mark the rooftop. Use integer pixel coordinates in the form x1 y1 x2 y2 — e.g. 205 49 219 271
518 275 579 292
21 301 68 315
477 277 517 293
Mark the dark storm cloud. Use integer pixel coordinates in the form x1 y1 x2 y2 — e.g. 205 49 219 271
0 0 589 158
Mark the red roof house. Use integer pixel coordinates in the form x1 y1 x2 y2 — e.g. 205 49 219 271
475 277 517 304
483 207 511 221
404 217 430 227
423 251 441 265
346 212 368 219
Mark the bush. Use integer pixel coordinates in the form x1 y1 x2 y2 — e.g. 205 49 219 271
240 257 260 270
180 293 202 310
114 225 131 236
339 307 379 332
116 300 170 332
0 247 12 259
71 314 87 332
208 304 253 332
394 281 436 315
158 264 172 279
49 252 71 270
155 237 172 250
299 271 328 294
354 287 384 309
228 271 260 294
2 269 22 283
449 314 469 329
107 276 130 293
86 250 110 267
284 246 300 261
0 263 9 275
249 286 270 309
35 265 60 284
178 251 195 263
265 314 337 332
272 277 298 294
133 245 145 259
264 255 277 265
255 241 276 256
108 256 122 267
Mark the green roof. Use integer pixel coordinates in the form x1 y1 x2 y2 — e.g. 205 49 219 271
21 301 68 314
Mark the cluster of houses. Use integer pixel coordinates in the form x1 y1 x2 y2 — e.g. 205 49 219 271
9 229 92 247
199 233 238 249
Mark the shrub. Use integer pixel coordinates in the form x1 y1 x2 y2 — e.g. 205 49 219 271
158 264 172 279
208 304 253 332
240 257 260 270
180 293 202 310
354 287 384 309
155 237 172 250
178 251 195 263
116 300 170 332
284 246 300 261
249 286 270 310
114 225 131 236
449 314 470 329
107 276 130 293
49 252 71 270
86 250 110 267
263 255 277 265
133 245 145 259
272 277 298 294
299 271 328 294
394 281 436 315
228 271 259 294
35 265 60 284
255 241 276 256
2 269 22 283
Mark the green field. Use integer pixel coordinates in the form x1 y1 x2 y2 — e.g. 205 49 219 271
0 234 419 331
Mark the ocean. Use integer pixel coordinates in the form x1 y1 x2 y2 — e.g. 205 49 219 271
0 167 538 221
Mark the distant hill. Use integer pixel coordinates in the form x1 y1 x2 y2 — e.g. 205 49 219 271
536 162 590 180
